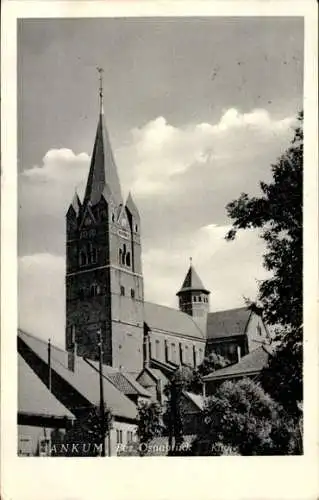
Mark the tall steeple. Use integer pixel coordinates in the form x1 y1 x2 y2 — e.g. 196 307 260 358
83 67 122 207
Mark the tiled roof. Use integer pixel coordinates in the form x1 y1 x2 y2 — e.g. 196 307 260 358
84 358 151 398
18 354 74 419
177 264 209 295
183 391 205 411
144 302 205 339
18 330 138 421
207 306 252 340
203 344 274 381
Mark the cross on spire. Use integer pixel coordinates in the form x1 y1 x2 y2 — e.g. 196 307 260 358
97 66 104 114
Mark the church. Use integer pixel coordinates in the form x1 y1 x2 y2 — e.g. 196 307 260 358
64 81 270 377
18 81 271 456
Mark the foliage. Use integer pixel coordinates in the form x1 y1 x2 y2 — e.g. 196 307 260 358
225 111 303 416
192 378 299 456
52 405 113 456
136 400 163 456
197 352 230 377
260 326 302 417
225 111 303 330
163 368 187 453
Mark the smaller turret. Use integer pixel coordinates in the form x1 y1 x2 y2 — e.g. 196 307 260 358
176 259 210 335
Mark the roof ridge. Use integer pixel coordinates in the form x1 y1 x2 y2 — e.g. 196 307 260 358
18 329 65 353
208 306 249 315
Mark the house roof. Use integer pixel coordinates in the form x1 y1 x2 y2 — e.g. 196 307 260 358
84 358 151 398
177 264 210 295
144 302 205 340
18 354 74 419
136 366 170 388
183 391 205 411
18 330 138 421
203 344 274 382
207 306 253 340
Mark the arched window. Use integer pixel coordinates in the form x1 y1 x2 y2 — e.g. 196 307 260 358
79 250 87 267
120 286 125 296
135 224 138 233
119 248 123 264
155 340 160 358
198 296 202 302
90 283 100 297
130 288 135 299
126 252 131 267
193 296 197 302
91 247 97 264
122 244 127 265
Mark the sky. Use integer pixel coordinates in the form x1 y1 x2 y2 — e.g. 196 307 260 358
18 17 304 347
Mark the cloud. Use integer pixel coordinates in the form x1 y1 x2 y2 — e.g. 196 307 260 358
19 149 90 255
117 108 295 197
18 253 65 346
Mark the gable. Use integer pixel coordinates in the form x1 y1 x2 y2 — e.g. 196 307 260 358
207 307 252 340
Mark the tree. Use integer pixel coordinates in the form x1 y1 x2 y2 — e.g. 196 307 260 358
225 111 302 330
197 352 230 377
162 368 186 454
136 401 163 456
225 111 303 415
184 352 230 394
52 405 113 456
192 379 299 456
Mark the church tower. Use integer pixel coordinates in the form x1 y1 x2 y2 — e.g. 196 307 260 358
176 260 210 335
65 71 144 371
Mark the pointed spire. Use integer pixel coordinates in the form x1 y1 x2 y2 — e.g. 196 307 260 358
83 69 122 207
176 260 210 295
71 190 81 215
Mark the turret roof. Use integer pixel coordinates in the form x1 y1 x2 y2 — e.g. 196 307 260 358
177 264 210 295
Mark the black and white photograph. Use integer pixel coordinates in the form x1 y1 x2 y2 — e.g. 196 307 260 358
1 0 318 497
15 14 307 459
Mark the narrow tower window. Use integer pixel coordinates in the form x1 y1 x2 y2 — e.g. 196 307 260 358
120 286 125 296
130 288 135 298
126 252 131 267
79 250 87 267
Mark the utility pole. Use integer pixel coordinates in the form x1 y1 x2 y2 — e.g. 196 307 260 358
97 329 106 457
48 338 52 391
